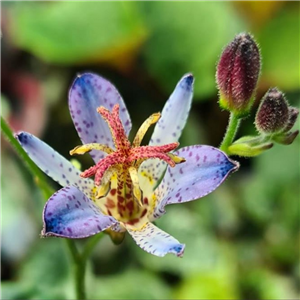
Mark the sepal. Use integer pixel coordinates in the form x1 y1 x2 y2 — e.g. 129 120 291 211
228 136 273 157
272 130 299 145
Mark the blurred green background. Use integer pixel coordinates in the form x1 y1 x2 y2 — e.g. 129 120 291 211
1 1 299 299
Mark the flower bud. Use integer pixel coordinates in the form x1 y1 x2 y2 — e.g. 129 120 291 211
255 88 289 134
284 107 299 132
216 33 261 117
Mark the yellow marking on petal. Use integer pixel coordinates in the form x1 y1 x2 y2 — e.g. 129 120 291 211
132 112 161 147
149 193 158 216
167 153 186 164
69 143 114 156
129 166 143 206
140 170 154 185
90 187 98 201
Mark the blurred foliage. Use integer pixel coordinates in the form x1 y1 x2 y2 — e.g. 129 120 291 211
8 2 147 71
139 1 246 99
257 9 299 90
1 1 299 300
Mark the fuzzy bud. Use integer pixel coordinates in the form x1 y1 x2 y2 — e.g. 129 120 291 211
255 88 289 134
284 107 299 132
216 33 261 117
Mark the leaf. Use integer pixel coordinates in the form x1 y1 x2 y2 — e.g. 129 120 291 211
18 239 72 298
241 268 299 300
90 269 171 299
8 2 147 68
0 283 34 300
174 267 239 300
140 2 246 100
257 8 299 90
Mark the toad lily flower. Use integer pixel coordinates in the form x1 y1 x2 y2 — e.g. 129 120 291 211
16 73 238 257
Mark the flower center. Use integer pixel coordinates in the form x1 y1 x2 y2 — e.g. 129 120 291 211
70 104 185 225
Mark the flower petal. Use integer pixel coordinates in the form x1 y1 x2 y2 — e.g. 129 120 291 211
139 74 194 195
152 145 239 219
42 186 117 238
16 132 94 197
69 73 132 163
126 222 185 257
150 73 194 145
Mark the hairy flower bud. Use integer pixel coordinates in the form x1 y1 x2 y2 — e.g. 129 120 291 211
216 33 261 116
255 88 289 134
284 107 299 132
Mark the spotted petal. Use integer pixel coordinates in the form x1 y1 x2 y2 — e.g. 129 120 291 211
151 145 239 219
16 132 94 197
69 73 132 163
139 74 194 196
126 222 185 257
42 186 117 238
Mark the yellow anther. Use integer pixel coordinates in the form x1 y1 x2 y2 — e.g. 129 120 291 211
132 112 161 147
128 166 143 206
167 153 186 164
70 143 114 156
96 181 111 199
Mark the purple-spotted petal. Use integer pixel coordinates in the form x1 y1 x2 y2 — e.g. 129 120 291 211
139 74 194 193
152 145 239 220
69 73 132 163
42 186 117 238
126 222 185 257
16 132 94 197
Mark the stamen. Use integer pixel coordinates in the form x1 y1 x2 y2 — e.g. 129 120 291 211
132 112 161 147
96 181 111 199
128 166 143 206
70 143 114 155
167 153 186 164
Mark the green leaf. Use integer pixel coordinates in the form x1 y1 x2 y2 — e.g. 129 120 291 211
257 9 299 90
140 2 246 100
8 2 147 66
241 269 299 300
0 283 35 300
17 239 73 299
90 269 171 299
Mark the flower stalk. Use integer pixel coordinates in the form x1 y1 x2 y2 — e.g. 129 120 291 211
219 113 241 154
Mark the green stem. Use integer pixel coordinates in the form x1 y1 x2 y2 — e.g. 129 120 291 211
1 117 53 198
219 113 241 154
66 240 86 300
82 233 105 262
66 234 105 300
